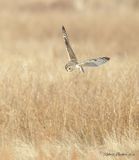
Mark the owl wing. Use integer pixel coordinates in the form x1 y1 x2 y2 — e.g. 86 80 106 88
79 57 110 67
62 26 77 62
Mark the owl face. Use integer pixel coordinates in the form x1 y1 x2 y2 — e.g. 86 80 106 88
65 63 74 72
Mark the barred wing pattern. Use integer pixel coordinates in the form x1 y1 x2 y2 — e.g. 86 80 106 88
62 26 77 62
79 57 110 67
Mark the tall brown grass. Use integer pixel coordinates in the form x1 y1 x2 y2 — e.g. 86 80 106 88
0 0 138 159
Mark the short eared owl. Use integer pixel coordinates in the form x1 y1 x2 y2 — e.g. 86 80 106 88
62 26 110 72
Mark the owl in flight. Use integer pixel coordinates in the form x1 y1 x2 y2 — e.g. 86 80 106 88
62 26 110 72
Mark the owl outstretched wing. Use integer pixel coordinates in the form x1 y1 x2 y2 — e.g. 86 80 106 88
79 57 110 67
62 26 77 62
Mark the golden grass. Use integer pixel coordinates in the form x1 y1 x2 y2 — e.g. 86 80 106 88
0 0 138 159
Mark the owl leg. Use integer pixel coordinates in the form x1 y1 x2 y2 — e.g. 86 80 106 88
80 66 85 73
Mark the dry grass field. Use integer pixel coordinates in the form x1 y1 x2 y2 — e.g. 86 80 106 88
0 0 138 159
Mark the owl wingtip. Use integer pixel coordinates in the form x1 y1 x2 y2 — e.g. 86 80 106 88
104 57 110 61
62 25 65 31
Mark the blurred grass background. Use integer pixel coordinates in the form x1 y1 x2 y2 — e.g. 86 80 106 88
0 0 138 159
